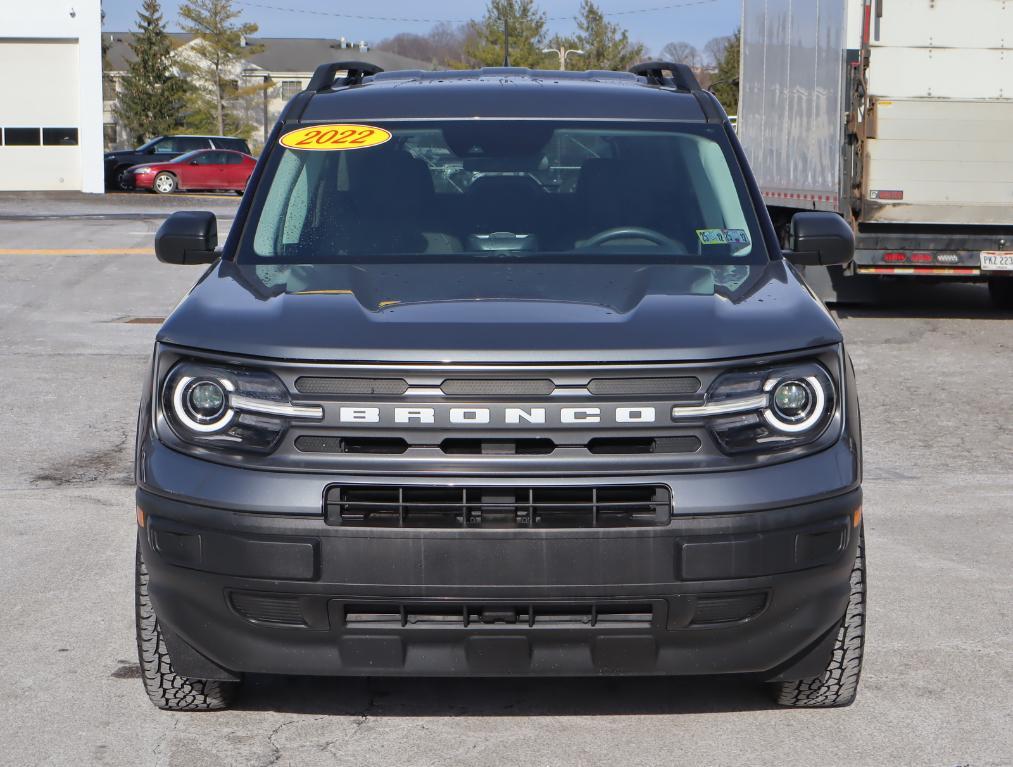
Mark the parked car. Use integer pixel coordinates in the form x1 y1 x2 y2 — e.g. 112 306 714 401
104 135 252 190
125 149 255 194
139 62 865 711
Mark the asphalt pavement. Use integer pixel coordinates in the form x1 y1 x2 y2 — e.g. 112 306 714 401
0 192 1009 767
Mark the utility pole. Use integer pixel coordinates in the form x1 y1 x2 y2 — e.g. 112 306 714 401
542 46 584 71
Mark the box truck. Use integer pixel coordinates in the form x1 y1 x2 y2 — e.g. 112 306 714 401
738 0 1013 306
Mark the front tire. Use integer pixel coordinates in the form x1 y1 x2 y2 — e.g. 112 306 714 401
152 172 177 194
773 527 867 707
135 540 239 710
988 277 1013 311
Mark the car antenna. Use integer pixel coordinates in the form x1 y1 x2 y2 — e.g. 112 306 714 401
502 15 511 66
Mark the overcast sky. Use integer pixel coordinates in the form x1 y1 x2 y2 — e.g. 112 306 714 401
101 0 742 57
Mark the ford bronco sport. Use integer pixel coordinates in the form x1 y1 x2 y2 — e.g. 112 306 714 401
136 62 865 710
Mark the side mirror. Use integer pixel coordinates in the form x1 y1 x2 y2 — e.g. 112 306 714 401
155 211 219 265
784 212 854 267
190 159 200 165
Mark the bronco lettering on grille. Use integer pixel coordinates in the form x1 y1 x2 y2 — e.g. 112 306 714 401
333 405 659 426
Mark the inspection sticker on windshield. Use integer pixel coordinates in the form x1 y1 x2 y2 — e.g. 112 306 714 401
697 228 750 245
280 124 392 151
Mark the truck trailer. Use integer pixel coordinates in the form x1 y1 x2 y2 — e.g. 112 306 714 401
737 0 1013 307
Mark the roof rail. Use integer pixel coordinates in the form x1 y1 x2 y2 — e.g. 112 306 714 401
629 61 701 92
307 61 384 92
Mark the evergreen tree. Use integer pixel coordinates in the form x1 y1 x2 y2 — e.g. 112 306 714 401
178 0 266 137
551 0 645 71
710 30 740 114
462 0 548 69
115 0 188 145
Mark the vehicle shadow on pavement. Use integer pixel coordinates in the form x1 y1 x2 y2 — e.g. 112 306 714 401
234 674 780 716
831 282 1009 321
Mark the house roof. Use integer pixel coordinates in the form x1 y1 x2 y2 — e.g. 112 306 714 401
103 33 431 75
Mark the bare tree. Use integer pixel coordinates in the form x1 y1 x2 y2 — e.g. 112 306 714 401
660 40 700 68
376 22 473 68
703 35 733 69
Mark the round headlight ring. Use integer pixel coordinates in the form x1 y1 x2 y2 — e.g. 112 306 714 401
762 375 826 433
171 375 235 432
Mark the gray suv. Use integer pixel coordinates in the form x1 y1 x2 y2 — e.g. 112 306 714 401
137 62 865 711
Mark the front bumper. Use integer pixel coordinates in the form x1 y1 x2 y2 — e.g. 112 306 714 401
126 173 154 190
137 480 862 680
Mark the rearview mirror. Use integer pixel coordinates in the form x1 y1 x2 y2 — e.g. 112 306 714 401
155 211 218 265
784 212 854 267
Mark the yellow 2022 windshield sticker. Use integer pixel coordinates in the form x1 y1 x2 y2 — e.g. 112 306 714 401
280 124 392 151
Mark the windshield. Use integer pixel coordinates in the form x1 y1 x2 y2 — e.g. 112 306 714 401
239 121 766 264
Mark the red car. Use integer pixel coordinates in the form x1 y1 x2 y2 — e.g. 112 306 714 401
126 149 255 194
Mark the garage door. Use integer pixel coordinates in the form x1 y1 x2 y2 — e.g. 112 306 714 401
0 40 81 190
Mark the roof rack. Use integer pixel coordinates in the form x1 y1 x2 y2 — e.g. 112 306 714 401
629 61 701 92
307 61 384 92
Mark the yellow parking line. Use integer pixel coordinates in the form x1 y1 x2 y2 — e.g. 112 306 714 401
0 247 152 255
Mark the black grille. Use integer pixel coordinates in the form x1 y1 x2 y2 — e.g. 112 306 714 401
326 484 672 528
294 377 408 395
587 436 700 454
342 601 655 628
588 376 700 395
691 593 767 625
441 379 555 396
300 436 698 456
295 436 409 454
230 593 306 626
439 438 555 455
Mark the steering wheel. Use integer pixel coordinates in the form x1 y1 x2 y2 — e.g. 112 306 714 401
582 226 681 250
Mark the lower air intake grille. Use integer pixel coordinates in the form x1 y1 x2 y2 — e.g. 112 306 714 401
342 601 655 629
691 593 767 625
325 484 671 529
230 593 306 626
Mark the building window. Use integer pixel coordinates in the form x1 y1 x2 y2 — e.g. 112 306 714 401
103 76 117 101
104 123 118 146
43 128 79 146
3 128 41 146
281 80 302 100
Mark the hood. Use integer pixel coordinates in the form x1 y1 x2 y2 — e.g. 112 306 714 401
157 259 842 364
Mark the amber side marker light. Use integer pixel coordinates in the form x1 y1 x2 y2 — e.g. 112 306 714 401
136 507 146 528
852 506 863 528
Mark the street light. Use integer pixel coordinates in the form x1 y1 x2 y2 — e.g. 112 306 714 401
542 47 584 71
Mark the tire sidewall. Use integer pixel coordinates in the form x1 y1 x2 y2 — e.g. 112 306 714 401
153 173 177 194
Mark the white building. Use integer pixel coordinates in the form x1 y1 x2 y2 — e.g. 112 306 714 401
0 0 104 192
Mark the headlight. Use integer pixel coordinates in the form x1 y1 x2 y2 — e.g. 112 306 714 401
160 362 322 453
672 361 837 454
133 167 152 174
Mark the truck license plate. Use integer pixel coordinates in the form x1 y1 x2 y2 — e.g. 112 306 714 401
981 252 1013 271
